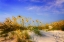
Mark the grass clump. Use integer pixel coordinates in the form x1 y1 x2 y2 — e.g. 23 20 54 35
31 27 42 36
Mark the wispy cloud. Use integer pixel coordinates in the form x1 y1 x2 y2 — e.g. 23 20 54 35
46 0 64 8
26 0 64 15
17 0 45 2
55 0 64 7
29 0 45 2
46 0 64 14
26 6 41 10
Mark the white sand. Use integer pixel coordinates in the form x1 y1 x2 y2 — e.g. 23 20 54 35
29 30 64 42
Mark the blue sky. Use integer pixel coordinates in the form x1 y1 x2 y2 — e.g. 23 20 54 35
0 0 64 23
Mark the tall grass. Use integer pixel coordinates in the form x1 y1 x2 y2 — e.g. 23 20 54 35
0 15 43 42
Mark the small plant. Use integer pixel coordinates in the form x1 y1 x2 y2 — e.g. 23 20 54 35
32 27 42 36
16 30 33 42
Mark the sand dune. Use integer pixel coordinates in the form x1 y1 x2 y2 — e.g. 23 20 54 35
29 30 64 42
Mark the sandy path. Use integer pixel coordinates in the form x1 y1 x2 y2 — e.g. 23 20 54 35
29 31 64 42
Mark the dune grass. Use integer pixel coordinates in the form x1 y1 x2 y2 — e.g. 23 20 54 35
0 15 42 42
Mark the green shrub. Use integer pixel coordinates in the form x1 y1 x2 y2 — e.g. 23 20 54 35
32 27 42 36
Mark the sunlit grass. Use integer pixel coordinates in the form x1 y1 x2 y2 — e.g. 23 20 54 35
0 15 42 42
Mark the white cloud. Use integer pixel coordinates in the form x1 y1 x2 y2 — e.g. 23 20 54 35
46 0 64 14
27 7 35 10
47 0 64 8
17 0 45 2
55 0 64 7
30 0 45 2
27 6 41 10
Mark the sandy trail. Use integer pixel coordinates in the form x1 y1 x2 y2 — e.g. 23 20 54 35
29 30 64 42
